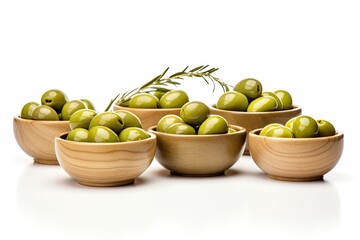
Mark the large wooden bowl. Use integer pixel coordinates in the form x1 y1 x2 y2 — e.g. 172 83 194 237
209 105 302 155
148 125 247 177
248 129 344 181
54 132 157 187
113 105 180 130
13 116 70 165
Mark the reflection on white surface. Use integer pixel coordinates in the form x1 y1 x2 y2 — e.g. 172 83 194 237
16 159 340 240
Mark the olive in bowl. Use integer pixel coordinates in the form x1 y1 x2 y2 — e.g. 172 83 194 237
248 128 344 181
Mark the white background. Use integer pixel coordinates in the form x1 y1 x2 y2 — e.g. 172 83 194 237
1 0 359 239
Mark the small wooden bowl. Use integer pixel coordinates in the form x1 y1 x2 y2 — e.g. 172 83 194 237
54 132 157 187
113 105 180 130
209 105 302 155
248 129 344 181
148 125 247 177
13 116 70 165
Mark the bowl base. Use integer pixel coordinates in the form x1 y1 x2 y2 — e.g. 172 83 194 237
75 179 135 187
267 174 324 182
170 171 225 177
34 158 59 165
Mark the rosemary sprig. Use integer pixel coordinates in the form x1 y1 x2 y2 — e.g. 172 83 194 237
106 65 230 110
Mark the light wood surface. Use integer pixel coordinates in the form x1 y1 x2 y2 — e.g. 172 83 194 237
210 105 301 155
13 116 70 165
55 132 156 187
113 105 180 130
248 129 344 181
148 125 246 176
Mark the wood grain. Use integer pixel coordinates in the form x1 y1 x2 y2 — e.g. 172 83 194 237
210 105 302 155
13 116 70 165
55 132 156 187
113 105 180 130
148 125 246 176
248 129 344 181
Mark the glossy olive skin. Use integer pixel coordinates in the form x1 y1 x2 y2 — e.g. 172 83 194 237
153 90 167 100
261 92 283 110
114 110 142 129
61 100 87 120
198 115 228 135
260 123 283 136
129 93 159 108
119 127 150 142
156 114 184 133
21 102 40 119
274 90 293 110
32 105 59 120
291 115 318 138
66 128 89 142
247 96 278 112
89 112 124 135
69 109 97 130
159 89 189 108
233 78 263 100
80 99 96 110
41 89 68 113
317 119 336 137
165 123 196 135
262 125 294 138
228 128 236 133
88 126 119 143
180 101 209 126
216 91 248 111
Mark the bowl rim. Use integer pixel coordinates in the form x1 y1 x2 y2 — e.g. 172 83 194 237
113 105 181 112
56 131 156 146
209 104 301 115
14 115 69 123
249 128 344 141
147 124 246 138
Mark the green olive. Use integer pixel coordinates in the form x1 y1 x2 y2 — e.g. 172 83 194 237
165 123 196 135
247 96 278 112
291 115 318 138
259 123 283 136
180 101 209 126
66 128 89 142
228 128 236 133
216 91 248 111
114 110 142 129
263 125 295 138
156 114 184 132
89 112 124 135
119 127 150 142
129 93 159 108
61 100 87 120
41 89 68 113
274 90 293 110
80 99 96 110
21 102 40 119
153 90 168 100
69 109 97 130
261 92 283 110
159 89 189 108
233 78 262 100
88 126 119 143
198 115 228 135
317 119 336 137
32 105 59 120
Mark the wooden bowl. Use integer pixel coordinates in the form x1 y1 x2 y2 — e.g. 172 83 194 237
54 132 157 187
148 125 247 177
209 105 302 155
248 129 344 181
13 116 70 165
113 105 180 130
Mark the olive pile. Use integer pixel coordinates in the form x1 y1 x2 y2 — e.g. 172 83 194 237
20 89 95 121
128 89 189 108
260 115 336 138
216 78 293 112
156 101 233 135
66 109 150 143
